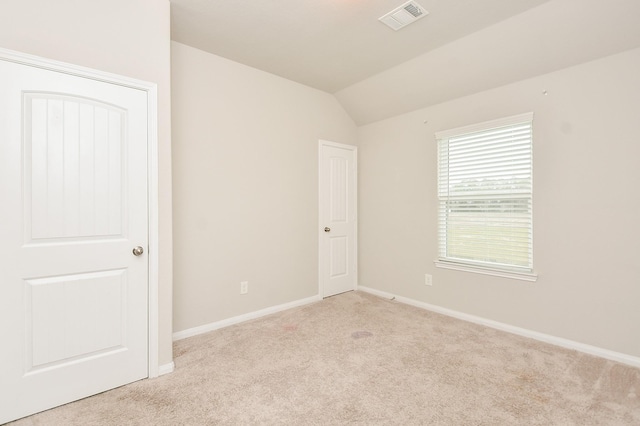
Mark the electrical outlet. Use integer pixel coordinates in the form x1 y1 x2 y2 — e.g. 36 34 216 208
425 274 433 286
240 281 248 294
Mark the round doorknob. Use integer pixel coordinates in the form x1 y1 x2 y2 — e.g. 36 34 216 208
132 246 144 256
324 227 331 232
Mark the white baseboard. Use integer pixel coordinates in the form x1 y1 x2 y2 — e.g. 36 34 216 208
172 294 322 341
357 286 640 369
158 362 175 376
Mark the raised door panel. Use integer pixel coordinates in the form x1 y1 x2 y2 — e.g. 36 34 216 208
329 236 348 278
26 269 127 372
25 94 125 243
330 156 348 223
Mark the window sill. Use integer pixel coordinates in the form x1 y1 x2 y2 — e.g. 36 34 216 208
434 260 538 282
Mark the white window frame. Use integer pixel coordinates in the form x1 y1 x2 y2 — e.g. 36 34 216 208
434 113 537 282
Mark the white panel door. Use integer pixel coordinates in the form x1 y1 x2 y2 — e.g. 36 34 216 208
0 58 149 423
319 141 357 297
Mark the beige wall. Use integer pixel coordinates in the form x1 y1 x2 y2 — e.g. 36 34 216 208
0 0 174 366
171 42 357 332
358 48 640 357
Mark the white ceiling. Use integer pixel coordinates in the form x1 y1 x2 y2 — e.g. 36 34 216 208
336 0 640 124
170 0 640 125
170 0 551 93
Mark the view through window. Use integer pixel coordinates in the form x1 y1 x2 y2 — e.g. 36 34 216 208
436 113 533 273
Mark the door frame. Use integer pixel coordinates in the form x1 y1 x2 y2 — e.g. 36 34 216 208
318 139 358 298
0 47 161 378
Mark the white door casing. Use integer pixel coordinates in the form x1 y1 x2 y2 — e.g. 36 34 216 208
0 49 159 423
319 140 357 298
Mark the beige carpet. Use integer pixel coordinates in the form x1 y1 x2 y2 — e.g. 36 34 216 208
9 291 640 425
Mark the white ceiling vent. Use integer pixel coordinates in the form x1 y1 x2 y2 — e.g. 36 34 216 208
379 1 428 31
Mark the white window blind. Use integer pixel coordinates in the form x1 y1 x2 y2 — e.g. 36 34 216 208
436 113 533 273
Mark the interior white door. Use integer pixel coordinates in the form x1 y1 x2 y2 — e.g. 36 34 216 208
0 58 149 423
319 141 357 298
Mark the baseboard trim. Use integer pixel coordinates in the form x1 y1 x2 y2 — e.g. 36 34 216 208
158 362 175 376
357 286 640 369
172 294 322 341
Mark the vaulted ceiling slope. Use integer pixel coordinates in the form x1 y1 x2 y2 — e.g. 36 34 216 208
170 0 550 93
171 0 640 125
335 0 640 124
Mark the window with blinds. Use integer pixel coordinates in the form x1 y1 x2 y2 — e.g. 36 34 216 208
436 113 533 274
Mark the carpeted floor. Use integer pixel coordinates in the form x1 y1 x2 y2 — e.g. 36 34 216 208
9 291 640 425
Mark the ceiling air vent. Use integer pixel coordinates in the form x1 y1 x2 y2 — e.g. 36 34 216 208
379 1 428 31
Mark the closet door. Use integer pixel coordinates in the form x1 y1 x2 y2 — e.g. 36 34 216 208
0 57 149 423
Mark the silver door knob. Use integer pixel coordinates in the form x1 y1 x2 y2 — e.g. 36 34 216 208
132 246 144 256
324 227 331 232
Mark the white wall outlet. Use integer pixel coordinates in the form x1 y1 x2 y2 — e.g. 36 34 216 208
425 274 433 286
240 281 248 294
